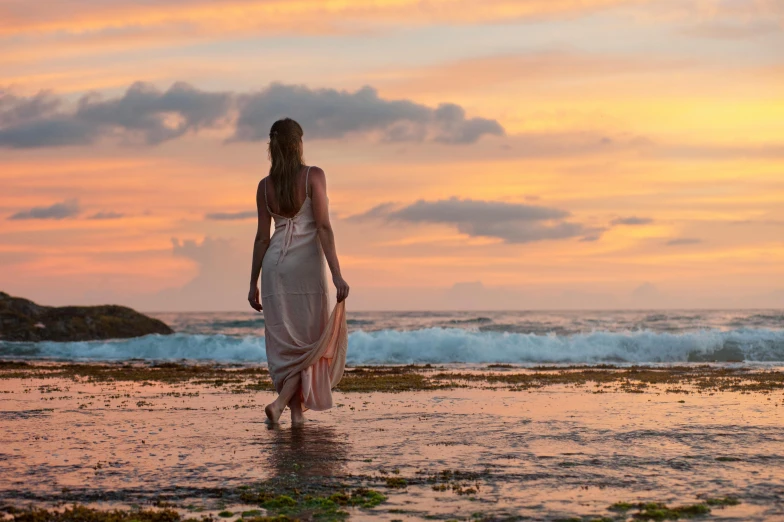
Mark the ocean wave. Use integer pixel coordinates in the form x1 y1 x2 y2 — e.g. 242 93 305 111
746 313 784 322
728 314 784 328
444 317 493 325
209 319 265 329
348 328 784 363
347 319 375 326
1 327 784 364
0 334 267 362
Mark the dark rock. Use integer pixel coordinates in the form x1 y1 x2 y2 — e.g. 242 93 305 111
0 292 173 342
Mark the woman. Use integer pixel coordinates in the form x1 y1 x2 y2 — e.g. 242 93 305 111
247 118 350 426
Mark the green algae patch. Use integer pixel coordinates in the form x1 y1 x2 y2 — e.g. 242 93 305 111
345 488 386 508
260 496 297 509
607 501 715 520
609 501 634 511
262 495 348 520
420 469 483 497
385 477 408 489
704 496 740 506
336 366 454 392
238 489 275 504
7 505 181 522
635 502 710 520
235 484 387 520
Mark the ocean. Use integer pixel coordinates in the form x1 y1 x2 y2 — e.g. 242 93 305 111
2 309 783 364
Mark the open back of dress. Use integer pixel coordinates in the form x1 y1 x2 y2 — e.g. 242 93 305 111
261 166 348 411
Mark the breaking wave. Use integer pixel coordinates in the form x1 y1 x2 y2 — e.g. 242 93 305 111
347 328 784 363
2 328 784 364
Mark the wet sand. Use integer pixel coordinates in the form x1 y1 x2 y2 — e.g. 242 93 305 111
1 362 783 520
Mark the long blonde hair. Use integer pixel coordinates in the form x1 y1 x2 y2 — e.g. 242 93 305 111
268 118 304 215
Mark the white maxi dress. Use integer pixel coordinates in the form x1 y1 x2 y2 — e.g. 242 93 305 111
261 166 348 411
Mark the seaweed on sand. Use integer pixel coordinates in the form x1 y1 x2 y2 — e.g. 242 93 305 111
2 362 782 394
607 499 738 520
7 506 181 522
6 486 388 522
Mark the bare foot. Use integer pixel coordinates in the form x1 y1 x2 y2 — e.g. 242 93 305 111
265 403 282 424
291 411 305 427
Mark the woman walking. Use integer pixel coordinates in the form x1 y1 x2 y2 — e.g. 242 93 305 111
247 118 350 426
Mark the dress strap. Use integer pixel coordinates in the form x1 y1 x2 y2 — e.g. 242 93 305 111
305 166 312 198
263 178 273 215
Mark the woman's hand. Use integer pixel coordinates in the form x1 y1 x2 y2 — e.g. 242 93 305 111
333 274 350 303
248 285 262 312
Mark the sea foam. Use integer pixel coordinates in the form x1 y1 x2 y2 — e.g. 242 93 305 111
1 327 783 364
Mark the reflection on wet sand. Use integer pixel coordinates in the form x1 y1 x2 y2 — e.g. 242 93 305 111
259 423 349 482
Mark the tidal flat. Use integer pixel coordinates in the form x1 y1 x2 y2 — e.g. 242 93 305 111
1 362 783 520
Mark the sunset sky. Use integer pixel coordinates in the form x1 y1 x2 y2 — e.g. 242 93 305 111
1 0 783 311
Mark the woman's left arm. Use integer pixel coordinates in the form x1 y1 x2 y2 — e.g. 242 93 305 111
248 179 272 311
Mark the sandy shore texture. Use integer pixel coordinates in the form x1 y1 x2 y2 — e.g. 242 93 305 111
1 361 783 521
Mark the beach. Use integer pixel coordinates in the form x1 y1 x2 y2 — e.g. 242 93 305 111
3 0 782 517
1 362 782 521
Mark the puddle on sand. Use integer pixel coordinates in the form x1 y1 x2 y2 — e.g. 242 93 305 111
0 368 783 520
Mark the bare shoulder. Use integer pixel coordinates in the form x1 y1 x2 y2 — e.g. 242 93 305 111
256 176 269 203
256 176 266 193
308 166 325 180
307 166 327 191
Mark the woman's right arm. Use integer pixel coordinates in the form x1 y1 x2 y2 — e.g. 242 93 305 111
310 167 349 302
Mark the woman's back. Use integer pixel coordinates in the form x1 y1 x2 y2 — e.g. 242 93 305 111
263 165 311 219
261 165 322 271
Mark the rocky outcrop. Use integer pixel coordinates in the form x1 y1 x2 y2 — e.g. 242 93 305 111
0 292 173 342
